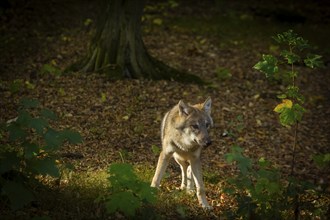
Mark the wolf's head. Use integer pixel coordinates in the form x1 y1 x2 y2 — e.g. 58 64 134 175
176 97 213 148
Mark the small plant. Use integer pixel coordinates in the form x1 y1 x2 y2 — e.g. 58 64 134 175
100 163 157 218
224 146 326 219
254 30 323 177
254 29 323 128
0 98 82 209
224 146 283 219
39 63 62 77
250 30 327 218
215 66 232 80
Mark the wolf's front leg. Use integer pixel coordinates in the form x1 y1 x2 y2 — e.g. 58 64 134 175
151 151 172 187
190 159 212 209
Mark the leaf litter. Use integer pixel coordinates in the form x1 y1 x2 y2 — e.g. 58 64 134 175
0 0 329 218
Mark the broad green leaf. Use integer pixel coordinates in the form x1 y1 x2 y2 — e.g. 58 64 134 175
255 178 269 194
280 50 300 64
29 118 49 135
136 182 157 204
105 191 141 217
23 142 39 159
273 30 308 50
7 123 27 141
292 103 305 122
267 182 281 194
27 157 60 177
0 151 20 174
60 129 83 144
279 108 296 126
19 98 40 109
2 181 35 210
41 109 58 121
44 128 63 151
274 99 293 113
253 54 278 78
17 110 32 126
237 157 252 175
304 54 323 68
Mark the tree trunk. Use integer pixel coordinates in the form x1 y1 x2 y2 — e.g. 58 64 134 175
72 0 202 83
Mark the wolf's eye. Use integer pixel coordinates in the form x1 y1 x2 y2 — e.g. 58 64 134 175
191 124 199 130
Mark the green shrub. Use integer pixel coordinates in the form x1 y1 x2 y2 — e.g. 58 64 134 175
0 98 82 210
99 163 157 218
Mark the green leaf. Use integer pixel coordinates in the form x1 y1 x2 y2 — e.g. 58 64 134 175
23 142 39 159
27 157 60 177
9 79 24 94
7 123 27 141
273 30 309 50
313 153 330 168
279 107 296 126
39 64 62 76
292 103 305 122
253 54 278 78
225 146 251 175
151 145 161 155
29 118 49 135
17 110 32 126
280 50 300 64
41 109 58 121
44 128 63 151
105 191 141 217
2 181 35 210
19 98 40 109
0 151 20 174
304 54 324 68
60 129 83 144
136 182 157 204
277 94 287 99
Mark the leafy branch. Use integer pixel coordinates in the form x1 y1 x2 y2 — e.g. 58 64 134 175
0 98 82 210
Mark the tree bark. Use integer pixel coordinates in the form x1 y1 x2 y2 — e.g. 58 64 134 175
71 0 202 83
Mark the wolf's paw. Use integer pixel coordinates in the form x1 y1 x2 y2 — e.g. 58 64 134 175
186 189 195 195
202 204 213 210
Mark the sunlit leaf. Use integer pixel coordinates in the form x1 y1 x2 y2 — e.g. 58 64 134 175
304 54 323 68
151 145 161 155
153 18 163 25
274 99 293 113
280 50 300 64
253 54 278 78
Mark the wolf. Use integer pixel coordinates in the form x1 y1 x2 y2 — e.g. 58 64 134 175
151 97 213 209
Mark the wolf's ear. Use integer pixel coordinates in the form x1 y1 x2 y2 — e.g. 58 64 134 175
178 100 191 116
202 97 212 115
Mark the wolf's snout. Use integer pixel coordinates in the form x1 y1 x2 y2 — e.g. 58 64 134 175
205 140 212 147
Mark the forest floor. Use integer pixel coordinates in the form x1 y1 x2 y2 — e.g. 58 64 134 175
0 0 329 219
